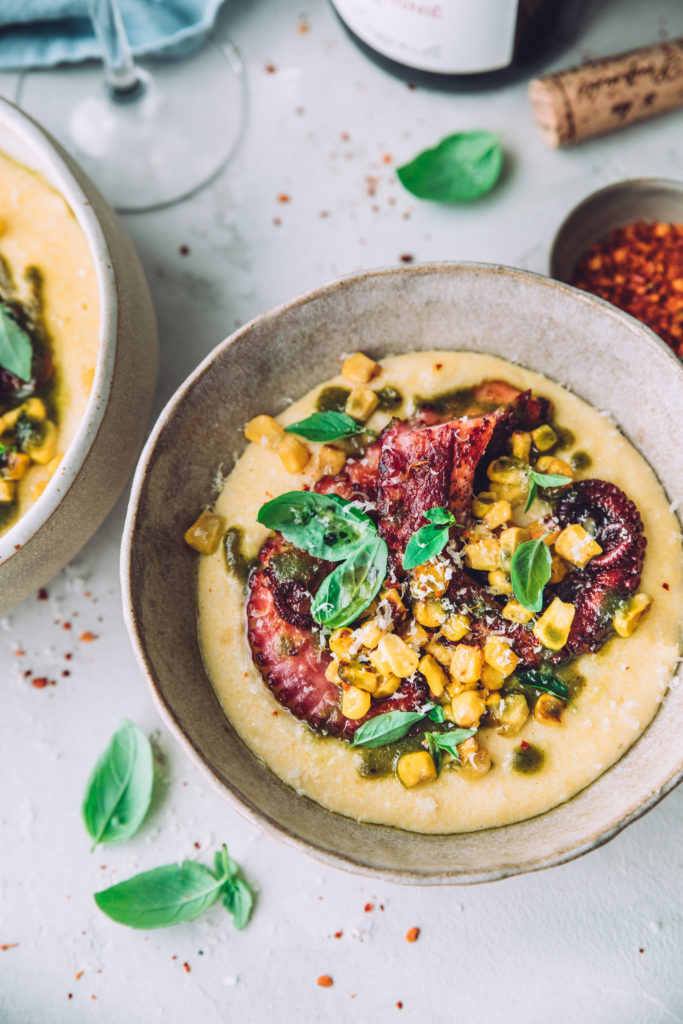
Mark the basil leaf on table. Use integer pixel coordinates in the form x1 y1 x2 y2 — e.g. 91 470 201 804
82 720 153 851
510 536 552 612
525 469 573 512
284 411 368 442
311 533 388 628
397 131 503 203
350 708 432 749
0 303 33 382
402 506 460 571
514 668 569 701
257 490 372 561
222 878 254 932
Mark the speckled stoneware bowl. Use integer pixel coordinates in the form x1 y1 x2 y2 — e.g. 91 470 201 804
122 264 683 884
0 99 158 611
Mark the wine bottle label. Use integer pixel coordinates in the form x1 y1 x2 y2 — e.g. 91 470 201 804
331 0 519 75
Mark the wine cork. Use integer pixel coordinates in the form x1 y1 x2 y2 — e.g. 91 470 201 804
529 39 683 148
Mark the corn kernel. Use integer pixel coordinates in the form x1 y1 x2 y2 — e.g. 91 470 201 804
450 644 483 685
419 654 448 697
380 588 407 621
490 480 527 506
535 455 573 479
184 510 224 554
397 750 437 788
329 627 354 661
499 526 529 559
317 444 346 476
534 692 563 726
25 420 58 465
481 664 505 691
482 500 512 530
410 558 450 599
486 457 526 484
398 618 430 648
413 598 447 629
277 435 310 473
549 553 571 583
244 414 285 449
502 599 535 624
0 406 21 430
472 491 496 517
458 747 491 780
487 569 512 595
451 690 485 728
533 597 576 650
374 673 401 698
345 386 379 422
374 633 420 678
527 521 560 545
352 618 386 651
325 660 342 684
483 635 519 677
554 523 602 568
613 593 652 637
463 536 501 572
457 736 479 758
439 613 471 643
339 662 380 693
425 637 453 667
490 693 529 736
22 398 47 421
511 431 531 461
531 424 557 451
0 478 16 503
342 352 380 384
2 451 30 480
341 684 371 719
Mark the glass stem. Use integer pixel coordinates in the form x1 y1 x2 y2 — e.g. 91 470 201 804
86 0 143 99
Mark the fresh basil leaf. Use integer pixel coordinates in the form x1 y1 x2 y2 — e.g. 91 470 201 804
403 523 449 570
350 708 431 748
424 506 456 526
425 734 442 777
82 720 153 851
397 131 503 203
423 728 477 759
525 469 572 512
214 844 240 881
514 668 569 701
94 862 224 929
524 478 538 514
0 304 32 382
510 537 552 612
284 411 366 442
311 533 388 628
222 878 254 931
427 705 445 724
257 490 372 561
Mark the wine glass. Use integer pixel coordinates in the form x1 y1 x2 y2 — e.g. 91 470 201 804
17 0 245 212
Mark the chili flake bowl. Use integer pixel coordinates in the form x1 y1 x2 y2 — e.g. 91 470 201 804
0 98 158 611
123 263 683 884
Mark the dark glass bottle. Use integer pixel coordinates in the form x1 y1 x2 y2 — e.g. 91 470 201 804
330 0 588 91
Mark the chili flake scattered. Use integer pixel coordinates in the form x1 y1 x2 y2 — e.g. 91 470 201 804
571 221 683 358
317 975 334 988
364 902 374 912
405 927 420 943
80 632 97 643
1 943 19 951
37 588 48 600
31 677 48 689
183 962 191 974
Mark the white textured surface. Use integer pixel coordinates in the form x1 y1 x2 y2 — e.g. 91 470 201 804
2 0 683 1021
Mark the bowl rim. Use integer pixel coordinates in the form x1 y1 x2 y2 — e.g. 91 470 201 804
121 261 683 884
549 175 683 280
0 98 117 566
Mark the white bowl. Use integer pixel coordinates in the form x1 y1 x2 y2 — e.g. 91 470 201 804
0 98 158 611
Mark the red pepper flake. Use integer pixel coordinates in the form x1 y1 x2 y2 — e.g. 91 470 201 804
194 841 201 849
639 947 645 953
14 650 25 657
32 677 48 689
62 622 72 631
265 63 277 74
520 740 530 750
23 669 32 678
399 254 414 264
663 582 670 590
341 132 350 142
1 943 19 951
382 154 392 164
364 902 374 912
79 632 97 643
91 995 97 1000
37 588 48 600
277 193 291 204
298 22 310 34
407 82 417 90
396 1002 404 1009
571 221 683 359
272 710 279 716
317 975 333 988
65 652 73 660
179 244 191 256
75 971 84 981
67 994 73 1000
405 927 420 943
183 962 191 973
62 670 70 677
333 930 343 939
273 217 282 227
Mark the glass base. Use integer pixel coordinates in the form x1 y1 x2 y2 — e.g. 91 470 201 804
17 39 245 212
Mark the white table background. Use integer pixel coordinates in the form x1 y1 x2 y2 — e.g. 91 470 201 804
2 1 683 1021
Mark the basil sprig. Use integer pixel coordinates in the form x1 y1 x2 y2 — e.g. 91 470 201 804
94 844 253 931
284 411 370 442
513 668 569 701
82 720 153 851
397 131 503 203
350 704 444 749
311 532 388 629
425 728 477 758
258 490 388 626
510 536 552 612
403 506 461 571
0 303 33 382
525 468 572 512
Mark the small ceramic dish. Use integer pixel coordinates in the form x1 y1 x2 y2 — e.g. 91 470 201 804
549 177 683 282
0 98 158 612
122 263 683 884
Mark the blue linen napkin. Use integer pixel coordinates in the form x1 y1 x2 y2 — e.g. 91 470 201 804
0 0 227 71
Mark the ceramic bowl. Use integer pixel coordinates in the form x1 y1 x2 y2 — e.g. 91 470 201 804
0 98 158 612
122 264 683 884
550 177 683 282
